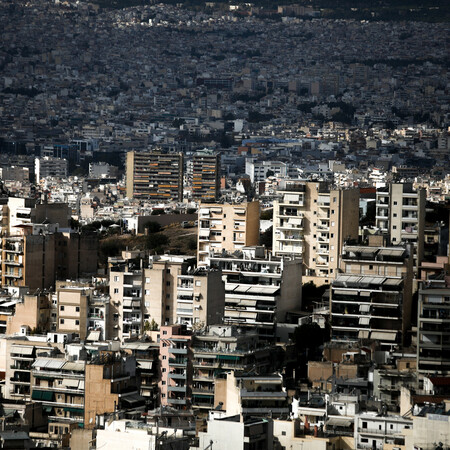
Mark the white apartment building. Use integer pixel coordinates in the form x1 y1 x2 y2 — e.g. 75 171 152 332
273 181 359 285
375 183 426 272
35 156 68 182
209 246 302 341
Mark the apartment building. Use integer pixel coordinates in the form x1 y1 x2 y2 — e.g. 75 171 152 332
56 284 90 340
109 253 224 341
375 183 426 272
197 201 260 267
192 149 221 201
210 246 302 341
4 333 70 402
191 325 279 410
28 350 139 435
122 341 159 402
215 372 289 420
159 324 192 409
273 181 359 285
6 291 52 335
331 243 413 349
126 150 183 201
1 224 98 290
35 156 68 182
354 413 412 449
417 279 450 375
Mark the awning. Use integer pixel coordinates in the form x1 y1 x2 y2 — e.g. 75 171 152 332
63 407 84 414
43 406 52 413
326 417 353 427
32 390 54 401
86 331 101 341
370 331 397 341
358 330 370 339
217 355 240 361
62 379 79 388
137 361 153 370
199 230 210 237
359 317 370 325
11 345 34 355
121 394 145 406
359 304 370 312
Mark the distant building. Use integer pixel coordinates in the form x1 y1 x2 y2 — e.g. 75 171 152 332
197 201 260 267
376 183 426 273
331 243 414 349
417 279 450 375
210 247 302 342
159 324 192 409
192 149 221 201
126 150 183 201
35 157 68 182
273 181 359 285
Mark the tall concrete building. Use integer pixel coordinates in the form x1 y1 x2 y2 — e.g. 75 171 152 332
272 181 360 285
376 183 426 273
197 201 260 267
159 324 192 409
210 246 302 342
331 242 414 349
417 278 450 375
192 149 221 201
1 224 98 290
35 156 68 182
126 150 183 201
108 252 225 341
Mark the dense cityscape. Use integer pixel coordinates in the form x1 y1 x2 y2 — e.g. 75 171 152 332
0 0 449 448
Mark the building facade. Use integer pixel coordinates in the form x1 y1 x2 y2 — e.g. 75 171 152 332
126 150 183 201
273 181 360 285
197 201 260 267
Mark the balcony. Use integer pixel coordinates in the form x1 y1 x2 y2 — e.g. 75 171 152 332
168 372 187 380
169 346 188 355
168 385 187 393
168 358 188 367
168 398 187 405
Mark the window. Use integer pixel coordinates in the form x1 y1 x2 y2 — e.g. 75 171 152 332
390 424 393 430
145 277 150 283
60 306 64 311
195 281 201 287
114 276 119 282
162 381 166 385
393 225 397 230
369 265 373 270
166 294 170 299
163 343 167 347
162 355 167 360
331 209 335 214
60 319 64 324
162 394 166 398
331 233 334 238
166 306 170 310
114 288 119 294
362 422 367 429
223 237 226 241
145 290 150 295
394 201 397 205
162 368 166 373
76 307 80 312
333 197 337 203
163 330 167 335
281 431 286 436
75 320 79 325
393 213 397 217
166 281 170 286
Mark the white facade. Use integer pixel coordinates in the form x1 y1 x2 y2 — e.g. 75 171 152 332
35 156 68 182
